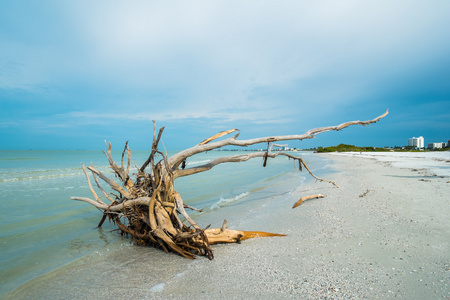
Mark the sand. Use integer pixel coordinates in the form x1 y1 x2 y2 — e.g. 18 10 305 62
6 152 450 299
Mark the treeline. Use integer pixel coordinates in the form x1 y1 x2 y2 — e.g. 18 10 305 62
316 144 390 153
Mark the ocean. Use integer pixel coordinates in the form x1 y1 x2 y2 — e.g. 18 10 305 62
0 149 331 297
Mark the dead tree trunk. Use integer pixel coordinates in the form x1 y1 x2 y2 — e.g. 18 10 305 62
72 110 388 259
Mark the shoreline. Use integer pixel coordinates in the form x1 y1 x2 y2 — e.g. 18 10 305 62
6 152 449 299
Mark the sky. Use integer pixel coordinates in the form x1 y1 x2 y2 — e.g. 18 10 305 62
1 0 449 151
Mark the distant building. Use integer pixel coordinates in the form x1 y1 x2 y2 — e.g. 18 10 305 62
428 142 444 150
408 136 424 148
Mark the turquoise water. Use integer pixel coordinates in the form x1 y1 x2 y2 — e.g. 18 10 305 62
0 149 329 297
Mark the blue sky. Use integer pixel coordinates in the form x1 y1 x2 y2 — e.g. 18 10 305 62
1 1 449 150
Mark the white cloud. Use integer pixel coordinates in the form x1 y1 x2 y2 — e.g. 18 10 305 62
2 0 449 126
65 102 293 125
64 1 448 88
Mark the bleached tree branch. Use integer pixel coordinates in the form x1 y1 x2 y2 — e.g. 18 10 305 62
167 109 389 170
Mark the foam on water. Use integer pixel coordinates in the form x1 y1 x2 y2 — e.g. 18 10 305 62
185 159 211 166
210 191 251 210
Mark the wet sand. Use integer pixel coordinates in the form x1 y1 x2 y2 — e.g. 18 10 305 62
6 152 450 299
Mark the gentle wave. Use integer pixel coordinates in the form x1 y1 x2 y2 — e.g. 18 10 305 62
210 192 250 210
185 159 211 166
0 172 82 183
0 157 43 161
0 166 112 183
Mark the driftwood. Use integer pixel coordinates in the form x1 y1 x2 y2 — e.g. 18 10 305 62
359 189 374 198
72 110 388 259
292 194 325 208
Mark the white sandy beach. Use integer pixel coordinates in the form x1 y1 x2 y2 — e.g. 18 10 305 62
6 151 450 299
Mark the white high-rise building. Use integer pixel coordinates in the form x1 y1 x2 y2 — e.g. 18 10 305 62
428 142 444 149
408 136 424 148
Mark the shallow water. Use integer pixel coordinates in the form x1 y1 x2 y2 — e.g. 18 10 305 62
0 149 329 297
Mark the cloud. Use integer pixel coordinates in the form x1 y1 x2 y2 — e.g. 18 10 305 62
62 103 294 126
61 1 450 106
1 0 449 149
4 1 449 99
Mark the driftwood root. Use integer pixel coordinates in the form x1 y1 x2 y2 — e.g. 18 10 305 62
72 110 388 259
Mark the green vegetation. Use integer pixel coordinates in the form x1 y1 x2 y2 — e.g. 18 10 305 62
316 144 390 153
